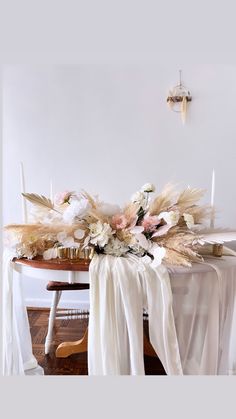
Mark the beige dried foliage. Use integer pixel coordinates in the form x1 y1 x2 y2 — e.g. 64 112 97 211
185 205 211 224
87 209 110 224
164 249 193 267
149 183 177 216
152 227 202 266
4 223 89 259
81 190 97 209
22 193 58 212
176 188 205 211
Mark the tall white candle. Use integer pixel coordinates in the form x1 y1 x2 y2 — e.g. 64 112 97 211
20 162 28 223
210 169 215 228
50 179 53 202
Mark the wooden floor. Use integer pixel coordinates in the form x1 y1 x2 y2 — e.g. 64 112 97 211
28 308 166 375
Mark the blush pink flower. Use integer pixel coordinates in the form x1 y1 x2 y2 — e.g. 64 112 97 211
141 215 160 233
54 190 73 206
112 213 128 230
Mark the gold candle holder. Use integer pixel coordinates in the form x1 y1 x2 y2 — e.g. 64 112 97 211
57 246 94 261
69 247 80 260
57 247 69 259
212 244 223 257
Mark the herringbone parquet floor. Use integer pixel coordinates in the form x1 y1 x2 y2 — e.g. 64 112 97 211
28 308 166 375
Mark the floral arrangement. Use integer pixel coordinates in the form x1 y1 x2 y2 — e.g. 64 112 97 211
4 182 218 267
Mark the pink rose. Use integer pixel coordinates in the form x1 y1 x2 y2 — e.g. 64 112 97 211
141 215 160 233
112 213 128 230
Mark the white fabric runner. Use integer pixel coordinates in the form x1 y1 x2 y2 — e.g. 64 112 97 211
88 254 183 375
3 249 236 375
168 257 236 374
2 250 43 376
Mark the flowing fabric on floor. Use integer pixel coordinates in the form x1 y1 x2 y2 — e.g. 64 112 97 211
88 254 183 375
169 257 236 374
3 249 236 375
2 251 43 375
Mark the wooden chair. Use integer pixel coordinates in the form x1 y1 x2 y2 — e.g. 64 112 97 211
45 281 90 354
20 163 91 355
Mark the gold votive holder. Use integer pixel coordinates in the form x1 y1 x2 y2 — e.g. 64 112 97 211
57 247 69 259
69 247 80 260
212 244 223 257
57 246 94 261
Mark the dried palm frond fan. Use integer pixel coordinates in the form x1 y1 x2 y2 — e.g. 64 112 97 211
167 70 192 124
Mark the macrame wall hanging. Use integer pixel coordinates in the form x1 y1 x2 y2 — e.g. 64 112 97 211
167 70 192 124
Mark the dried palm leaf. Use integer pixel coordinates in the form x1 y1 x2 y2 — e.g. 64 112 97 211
22 193 60 213
81 189 97 209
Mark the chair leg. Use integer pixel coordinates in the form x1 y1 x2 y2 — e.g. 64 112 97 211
45 290 62 354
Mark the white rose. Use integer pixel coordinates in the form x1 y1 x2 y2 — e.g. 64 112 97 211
183 213 194 229
104 237 129 257
63 198 91 224
141 183 155 193
89 221 113 247
158 210 180 226
150 245 166 268
43 247 58 260
131 191 146 208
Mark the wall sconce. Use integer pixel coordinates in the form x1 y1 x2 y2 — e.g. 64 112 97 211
167 70 192 124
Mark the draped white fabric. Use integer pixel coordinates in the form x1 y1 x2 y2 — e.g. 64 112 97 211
168 257 236 374
89 254 236 375
3 249 236 375
2 251 43 376
88 254 183 375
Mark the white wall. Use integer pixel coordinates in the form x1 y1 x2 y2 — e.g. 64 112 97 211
3 64 236 307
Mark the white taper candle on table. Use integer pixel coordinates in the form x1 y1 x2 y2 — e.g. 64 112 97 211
210 169 215 229
50 179 53 202
20 162 28 223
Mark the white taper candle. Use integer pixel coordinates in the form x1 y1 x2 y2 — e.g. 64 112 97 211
210 169 215 229
50 179 53 202
20 162 28 223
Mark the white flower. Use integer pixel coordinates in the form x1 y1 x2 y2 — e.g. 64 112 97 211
104 237 129 257
131 191 146 208
135 233 149 250
43 247 58 260
89 221 114 247
74 229 85 240
150 245 166 268
130 226 144 235
183 213 195 229
141 183 155 193
63 198 91 224
158 210 180 227
56 231 80 248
